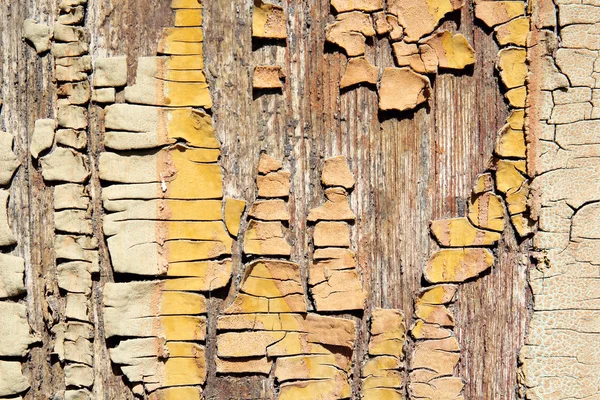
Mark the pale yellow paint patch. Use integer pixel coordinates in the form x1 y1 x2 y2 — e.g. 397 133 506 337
468 192 506 232
475 1 525 28
495 159 527 194
424 248 494 283
430 217 501 246
171 0 202 9
497 47 527 89
175 9 203 27
164 357 206 386
224 198 246 237
166 109 219 148
161 69 206 82
506 86 527 108
166 55 204 70
160 316 206 341
253 0 287 39
423 30 475 70
495 125 526 158
149 387 202 400
159 291 206 315
495 16 529 46
472 172 494 194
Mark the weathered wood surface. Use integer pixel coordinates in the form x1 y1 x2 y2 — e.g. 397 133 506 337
0 0 529 398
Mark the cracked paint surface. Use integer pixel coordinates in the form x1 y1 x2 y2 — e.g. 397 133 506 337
520 0 600 398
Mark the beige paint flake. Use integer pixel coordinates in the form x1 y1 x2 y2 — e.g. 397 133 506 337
66 293 90 321
58 6 85 25
30 119 55 159
64 363 94 388
124 57 211 108
361 309 405 399
331 0 382 13
215 356 272 375
103 199 222 222
257 170 291 198
253 66 285 89
314 221 351 247
417 284 457 305
340 56 379 89
0 254 25 299
92 88 116 103
0 191 16 247
414 303 455 327
372 12 392 35
279 379 351 400
274 354 349 382
321 155 355 189
253 0 287 39
56 56 92 82
93 57 128 87
0 361 30 397
424 248 494 283
379 67 431 112
0 302 38 357
258 153 283 174
368 308 406 357
40 147 90 183
22 19 52 54
54 184 89 210
104 220 232 274
55 209 93 235
422 31 475 70
386 15 404 41
55 235 99 266
58 81 91 105
0 131 21 185
57 104 88 130
410 320 453 340
55 128 87 150
104 104 219 150
244 220 292 256
325 12 376 57
54 23 86 43
475 1 525 28
249 199 290 221
54 41 89 58
57 262 93 295
311 269 365 311
308 187 355 222
109 338 206 389
309 249 356 284
392 42 438 74
388 0 464 42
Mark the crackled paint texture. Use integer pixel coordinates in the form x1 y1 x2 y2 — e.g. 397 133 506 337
520 0 600 398
2 0 593 398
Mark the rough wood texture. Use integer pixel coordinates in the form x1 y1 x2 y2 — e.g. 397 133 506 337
1 0 529 398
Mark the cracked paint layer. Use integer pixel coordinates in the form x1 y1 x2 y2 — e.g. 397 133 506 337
94 2 235 398
520 0 600 398
216 155 358 399
325 0 475 112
